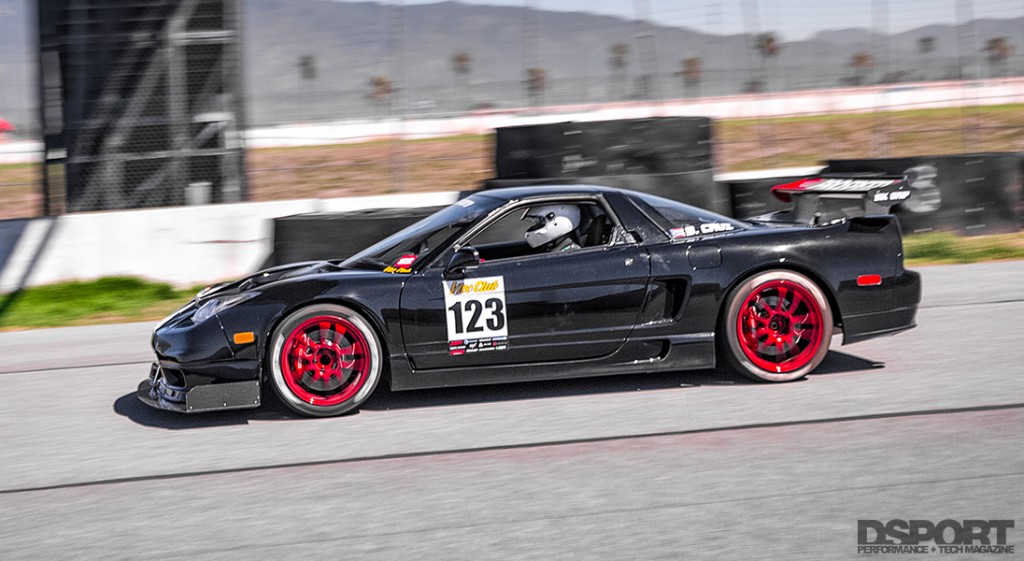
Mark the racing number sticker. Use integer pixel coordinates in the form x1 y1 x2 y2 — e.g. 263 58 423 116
443 276 508 355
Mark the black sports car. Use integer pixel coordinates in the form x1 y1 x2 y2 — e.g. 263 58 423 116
139 180 920 417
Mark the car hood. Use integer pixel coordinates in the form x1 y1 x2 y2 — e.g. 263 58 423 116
198 260 376 300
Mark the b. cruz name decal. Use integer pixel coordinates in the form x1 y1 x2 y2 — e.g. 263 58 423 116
671 222 736 239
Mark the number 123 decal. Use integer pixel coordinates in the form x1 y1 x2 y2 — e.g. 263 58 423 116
442 276 509 349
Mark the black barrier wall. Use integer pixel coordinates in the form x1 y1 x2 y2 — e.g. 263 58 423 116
495 117 713 179
269 207 445 267
1019 152 1024 215
827 154 1023 235
490 117 723 213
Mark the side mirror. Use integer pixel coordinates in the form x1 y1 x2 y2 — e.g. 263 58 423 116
444 246 480 279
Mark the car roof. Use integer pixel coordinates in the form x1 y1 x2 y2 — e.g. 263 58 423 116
470 184 628 202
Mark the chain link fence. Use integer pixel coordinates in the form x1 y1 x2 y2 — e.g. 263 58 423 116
244 55 1024 125
1 0 1023 219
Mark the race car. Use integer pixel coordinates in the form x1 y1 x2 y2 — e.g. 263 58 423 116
138 179 921 417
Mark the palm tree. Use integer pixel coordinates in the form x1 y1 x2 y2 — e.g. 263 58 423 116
755 32 780 58
297 55 317 116
368 76 393 115
525 67 546 107
297 55 317 82
754 32 781 91
917 36 935 80
452 51 471 76
849 52 874 86
983 37 1014 78
451 51 472 111
608 43 629 100
675 57 702 98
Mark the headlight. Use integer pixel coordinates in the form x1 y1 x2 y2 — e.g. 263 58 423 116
155 300 196 332
192 293 257 324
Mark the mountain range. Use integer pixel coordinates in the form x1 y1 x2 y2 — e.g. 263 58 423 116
1 0 1021 129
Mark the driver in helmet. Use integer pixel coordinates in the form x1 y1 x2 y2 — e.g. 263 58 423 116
523 204 581 253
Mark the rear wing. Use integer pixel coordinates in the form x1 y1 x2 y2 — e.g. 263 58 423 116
758 175 910 225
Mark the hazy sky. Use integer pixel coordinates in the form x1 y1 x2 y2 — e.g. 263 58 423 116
353 0 1024 40
2 0 1021 42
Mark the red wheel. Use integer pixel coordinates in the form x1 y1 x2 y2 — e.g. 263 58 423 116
721 270 833 382
269 304 382 416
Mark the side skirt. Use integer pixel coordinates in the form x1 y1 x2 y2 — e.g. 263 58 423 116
390 334 716 391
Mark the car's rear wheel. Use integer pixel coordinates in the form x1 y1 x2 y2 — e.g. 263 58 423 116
720 270 833 382
268 304 382 417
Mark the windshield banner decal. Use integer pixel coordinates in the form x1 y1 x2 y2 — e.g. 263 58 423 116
384 254 418 274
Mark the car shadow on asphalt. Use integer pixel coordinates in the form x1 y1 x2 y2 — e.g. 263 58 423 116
811 349 886 375
113 350 884 429
361 349 883 411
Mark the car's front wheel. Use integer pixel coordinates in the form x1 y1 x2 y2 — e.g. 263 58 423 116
268 303 383 417
720 270 833 382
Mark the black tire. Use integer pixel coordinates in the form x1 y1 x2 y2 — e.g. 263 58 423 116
268 304 383 417
719 270 833 382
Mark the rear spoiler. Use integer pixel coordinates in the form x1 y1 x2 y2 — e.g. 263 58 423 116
758 174 911 225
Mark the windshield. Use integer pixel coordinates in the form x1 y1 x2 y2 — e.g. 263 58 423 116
342 195 504 270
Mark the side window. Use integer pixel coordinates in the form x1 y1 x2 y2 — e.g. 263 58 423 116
631 195 703 227
630 192 747 239
466 201 613 261
467 208 532 247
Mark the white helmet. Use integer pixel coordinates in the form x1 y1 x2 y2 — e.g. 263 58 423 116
523 204 580 248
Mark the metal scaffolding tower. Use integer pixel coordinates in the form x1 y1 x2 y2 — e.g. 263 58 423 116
37 0 246 214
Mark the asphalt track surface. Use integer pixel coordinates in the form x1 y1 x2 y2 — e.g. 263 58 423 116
1 261 1022 560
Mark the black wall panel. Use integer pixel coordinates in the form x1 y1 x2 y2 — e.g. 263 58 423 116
269 207 446 267
495 117 713 179
827 154 1022 234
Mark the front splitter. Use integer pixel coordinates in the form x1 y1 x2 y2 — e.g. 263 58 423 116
137 369 261 414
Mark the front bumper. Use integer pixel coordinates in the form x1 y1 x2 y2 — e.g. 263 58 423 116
137 363 262 414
